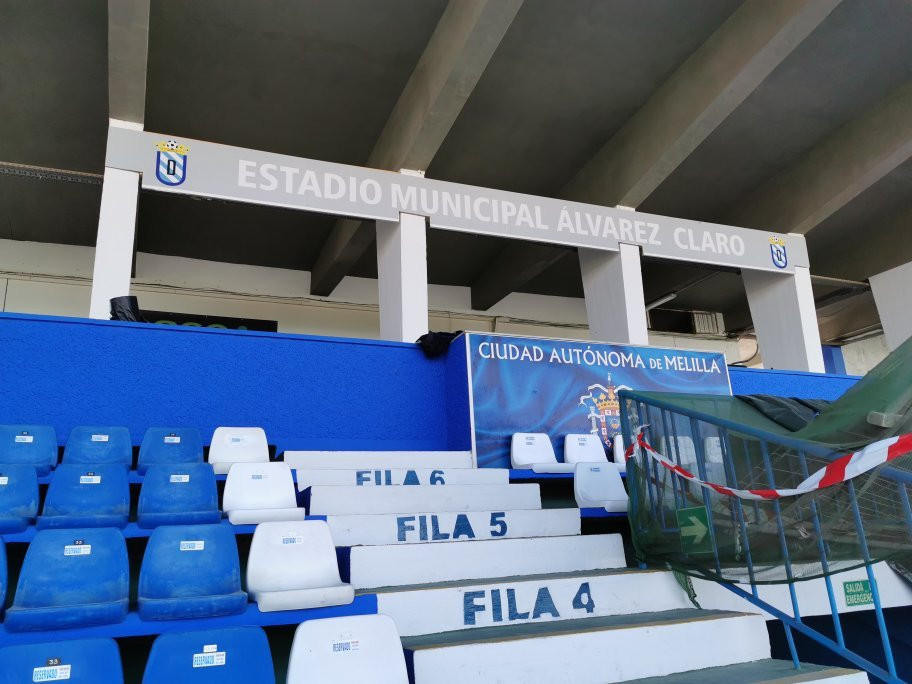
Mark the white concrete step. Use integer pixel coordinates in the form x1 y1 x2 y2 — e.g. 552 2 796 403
624 660 869 684
284 450 474 470
296 467 508 489
308 483 540 516
349 534 625 590
375 568 693 637
403 609 771 684
326 509 580 546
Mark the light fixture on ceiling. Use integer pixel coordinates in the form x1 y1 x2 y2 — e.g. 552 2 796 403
645 292 677 311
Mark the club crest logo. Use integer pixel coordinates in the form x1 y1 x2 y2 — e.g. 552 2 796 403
155 140 190 186
579 376 630 447
769 235 788 269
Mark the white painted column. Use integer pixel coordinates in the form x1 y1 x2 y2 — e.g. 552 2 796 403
743 265 825 372
376 211 429 342
870 261 912 350
88 166 140 319
579 243 649 345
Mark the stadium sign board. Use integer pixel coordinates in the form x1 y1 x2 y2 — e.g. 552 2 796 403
464 332 731 469
107 126 807 275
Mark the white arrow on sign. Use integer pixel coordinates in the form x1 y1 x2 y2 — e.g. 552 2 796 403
681 515 708 545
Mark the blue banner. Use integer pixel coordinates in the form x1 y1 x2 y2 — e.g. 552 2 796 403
467 333 731 468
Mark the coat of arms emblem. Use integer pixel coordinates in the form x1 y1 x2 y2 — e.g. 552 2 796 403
155 139 190 186
769 235 788 269
579 377 630 447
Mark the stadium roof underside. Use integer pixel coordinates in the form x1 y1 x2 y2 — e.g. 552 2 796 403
0 0 910 343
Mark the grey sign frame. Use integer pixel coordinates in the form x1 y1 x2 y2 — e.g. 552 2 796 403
107 126 808 274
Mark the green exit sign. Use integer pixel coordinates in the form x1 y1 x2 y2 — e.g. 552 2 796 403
676 505 712 555
843 580 873 607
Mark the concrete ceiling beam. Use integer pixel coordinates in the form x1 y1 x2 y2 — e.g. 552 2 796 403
108 0 151 125
472 0 841 309
310 0 524 297
561 0 841 207
470 242 571 312
730 81 912 235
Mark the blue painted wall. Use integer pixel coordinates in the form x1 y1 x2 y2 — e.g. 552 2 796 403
0 314 859 452
729 366 858 400
821 344 848 375
0 313 471 453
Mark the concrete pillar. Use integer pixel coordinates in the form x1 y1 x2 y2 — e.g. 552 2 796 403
743 265 825 372
89 167 140 319
579 243 649 345
870 261 912 350
376 212 428 342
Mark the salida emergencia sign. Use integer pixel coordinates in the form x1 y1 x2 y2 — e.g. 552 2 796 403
107 126 808 275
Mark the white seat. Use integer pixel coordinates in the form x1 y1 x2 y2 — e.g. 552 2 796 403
564 434 609 464
246 520 353 612
658 435 727 489
286 614 408 684
704 436 724 462
510 433 575 473
658 436 699 474
702 436 729 485
222 461 305 524
612 434 627 474
208 427 269 474
573 462 628 512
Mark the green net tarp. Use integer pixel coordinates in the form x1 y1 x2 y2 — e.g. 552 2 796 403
626 335 912 585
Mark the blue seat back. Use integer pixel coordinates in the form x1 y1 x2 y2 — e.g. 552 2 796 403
14 527 129 609
140 524 243 600
0 638 124 683
40 463 130 527
138 428 204 474
0 425 57 474
0 463 39 532
63 426 132 466
0 539 7 615
138 463 219 526
142 627 275 683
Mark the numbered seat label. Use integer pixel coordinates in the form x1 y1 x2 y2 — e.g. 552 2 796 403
192 650 225 668
64 544 92 556
32 662 71 681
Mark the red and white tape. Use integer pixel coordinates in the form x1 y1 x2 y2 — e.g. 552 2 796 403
625 430 912 501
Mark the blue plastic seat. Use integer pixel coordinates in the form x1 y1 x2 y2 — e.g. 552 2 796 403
63 426 132 466
5 527 129 632
38 463 129 529
139 523 247 620
142 627 275 683
138 427 204 475
0 424 58 475
138 463 220 528
0 638 124 683
0 464 39 532
0 539 7 618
